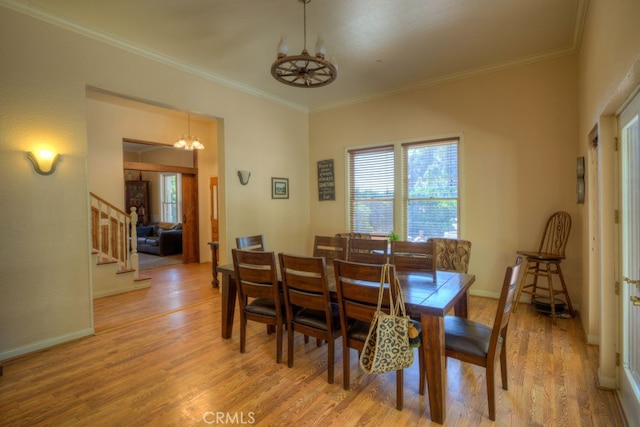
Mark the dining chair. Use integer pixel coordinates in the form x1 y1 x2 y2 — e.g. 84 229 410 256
333 259 425 410
312 235 348 262
390 240 436 278
235 235 265 251
231 249 283 363
513 211 575 321
347 238 389 264
427 238 472 273
278 253 342 384
444 257 522 421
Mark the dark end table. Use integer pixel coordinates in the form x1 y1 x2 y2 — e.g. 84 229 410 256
207 241 219 287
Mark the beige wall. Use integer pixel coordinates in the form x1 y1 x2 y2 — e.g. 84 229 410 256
0 6 309 360
310 55 580 300
577 0 640 389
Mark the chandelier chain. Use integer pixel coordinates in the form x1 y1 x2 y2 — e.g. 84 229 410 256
303 0 307 51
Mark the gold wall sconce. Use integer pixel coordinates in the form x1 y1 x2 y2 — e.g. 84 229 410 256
27 150 62 175
238 170 251 185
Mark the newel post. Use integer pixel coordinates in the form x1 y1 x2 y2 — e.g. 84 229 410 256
130 207 139 278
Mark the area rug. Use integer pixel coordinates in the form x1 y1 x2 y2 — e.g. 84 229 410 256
137 253 182 270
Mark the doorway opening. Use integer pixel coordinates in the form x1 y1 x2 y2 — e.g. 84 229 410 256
123 138 200 266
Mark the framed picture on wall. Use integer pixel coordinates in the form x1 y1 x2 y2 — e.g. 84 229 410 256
317 159 335 201
271 177 289 199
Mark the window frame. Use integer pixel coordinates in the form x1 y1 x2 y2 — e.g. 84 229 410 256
159 172 182 223
345 136 461 240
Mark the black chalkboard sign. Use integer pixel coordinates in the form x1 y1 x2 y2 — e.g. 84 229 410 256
317 159 335 201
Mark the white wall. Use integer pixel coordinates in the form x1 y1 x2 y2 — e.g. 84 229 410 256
0 6 309 360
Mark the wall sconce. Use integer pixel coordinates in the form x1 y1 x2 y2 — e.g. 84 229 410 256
27 150 62 175
238 170 251 185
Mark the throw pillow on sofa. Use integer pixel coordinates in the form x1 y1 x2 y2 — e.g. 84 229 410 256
136 225 154 237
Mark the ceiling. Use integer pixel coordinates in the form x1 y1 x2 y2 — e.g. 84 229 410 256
7 0 588 111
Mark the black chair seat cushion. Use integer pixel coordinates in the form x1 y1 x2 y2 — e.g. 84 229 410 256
444 315 493 358
348 320 371 342
293 302 340 332
245 298 278 317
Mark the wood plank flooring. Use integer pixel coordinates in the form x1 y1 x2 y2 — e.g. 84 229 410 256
0 262 625 426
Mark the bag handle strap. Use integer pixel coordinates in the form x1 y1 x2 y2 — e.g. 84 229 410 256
376 263 390 311
377 263 408 317
393 269 407 317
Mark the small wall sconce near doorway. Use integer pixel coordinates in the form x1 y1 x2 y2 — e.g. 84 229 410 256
238 170 251 185
27 150 62 175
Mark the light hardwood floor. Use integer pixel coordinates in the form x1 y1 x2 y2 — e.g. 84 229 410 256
0 262 625 426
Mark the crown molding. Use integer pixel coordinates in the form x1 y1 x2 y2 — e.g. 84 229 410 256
3 0 587 114
313 45 580 113
0 0 308 113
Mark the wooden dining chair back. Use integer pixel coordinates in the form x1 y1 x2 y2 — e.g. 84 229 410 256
231 249 283 363
427 238 472 273
513 211 575 321
333 259 424 410
235 235 265 251
347 238 388 264
390 240 436 277
278 253 342 383
444 258 522 421
312 235 348 263
335 232 372 240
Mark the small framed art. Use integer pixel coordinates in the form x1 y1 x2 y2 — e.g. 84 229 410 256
271 177 289 199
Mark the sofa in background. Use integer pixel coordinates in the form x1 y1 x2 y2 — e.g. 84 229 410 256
135 222 183 256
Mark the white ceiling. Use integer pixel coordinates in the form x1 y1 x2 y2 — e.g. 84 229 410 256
7 0 588 111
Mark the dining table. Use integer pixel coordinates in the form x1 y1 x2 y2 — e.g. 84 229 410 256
216 261 475 425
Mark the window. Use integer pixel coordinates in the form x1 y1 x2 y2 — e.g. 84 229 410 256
160 173 181 223
403 139 458 240
347 138 459 240
348 146 395 235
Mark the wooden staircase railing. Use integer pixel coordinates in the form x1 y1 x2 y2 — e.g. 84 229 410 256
90 192 139 278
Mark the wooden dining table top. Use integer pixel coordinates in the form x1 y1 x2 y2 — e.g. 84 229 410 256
216 262 475 318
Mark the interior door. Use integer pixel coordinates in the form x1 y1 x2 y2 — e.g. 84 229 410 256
181 174 200 263
618 89 640 424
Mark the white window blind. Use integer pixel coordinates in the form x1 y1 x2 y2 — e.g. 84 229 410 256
402 138 459 240
348 145 394 235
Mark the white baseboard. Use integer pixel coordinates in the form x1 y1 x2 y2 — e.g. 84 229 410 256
469 289 500 299
597 368 617 390
1 327 94 361
586 333 600 345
